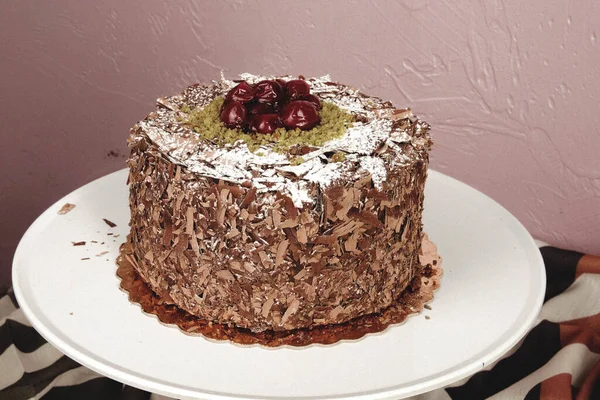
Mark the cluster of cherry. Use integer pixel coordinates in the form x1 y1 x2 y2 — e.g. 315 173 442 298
219 79 322 134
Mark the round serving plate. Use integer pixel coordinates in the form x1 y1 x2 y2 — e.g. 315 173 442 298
13 169 545 400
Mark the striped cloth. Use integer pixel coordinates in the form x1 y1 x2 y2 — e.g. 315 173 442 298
1 245 599 400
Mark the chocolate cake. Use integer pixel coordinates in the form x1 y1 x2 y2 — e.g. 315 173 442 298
124 74 433 334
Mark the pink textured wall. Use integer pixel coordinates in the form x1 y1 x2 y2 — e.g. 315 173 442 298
1 1 599 285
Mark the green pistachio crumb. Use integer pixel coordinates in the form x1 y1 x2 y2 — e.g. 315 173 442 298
290 156 305 166
331 151 346 162
182 97 353 153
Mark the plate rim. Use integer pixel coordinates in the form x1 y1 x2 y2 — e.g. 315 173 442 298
12 168 546 400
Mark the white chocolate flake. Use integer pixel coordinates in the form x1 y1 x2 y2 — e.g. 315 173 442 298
359 157 387 190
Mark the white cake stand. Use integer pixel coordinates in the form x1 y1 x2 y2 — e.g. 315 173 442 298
12 169 545 400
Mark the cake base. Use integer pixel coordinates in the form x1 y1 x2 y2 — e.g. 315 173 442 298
116 235 442 347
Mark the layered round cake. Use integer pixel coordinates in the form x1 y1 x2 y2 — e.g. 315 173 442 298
124 74 433 334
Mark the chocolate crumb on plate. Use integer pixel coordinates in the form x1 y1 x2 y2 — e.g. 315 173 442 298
424 304 432 310
58 203 76 215
72 241 86 246
81 258 90 260
103 218 117 228
425 316 431 320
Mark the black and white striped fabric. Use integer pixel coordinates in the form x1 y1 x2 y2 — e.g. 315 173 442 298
1 244 599 399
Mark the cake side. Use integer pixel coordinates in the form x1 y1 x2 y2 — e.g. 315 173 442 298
126 136 427 331
125 75 432 332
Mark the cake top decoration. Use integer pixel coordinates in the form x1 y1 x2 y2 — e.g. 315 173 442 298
130 74 431 207
182 95 353 153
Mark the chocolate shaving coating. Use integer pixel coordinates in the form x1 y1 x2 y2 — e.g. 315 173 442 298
126 144 428 331
117 235 442 347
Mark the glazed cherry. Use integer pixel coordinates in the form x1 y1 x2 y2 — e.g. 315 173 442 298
280 100 321 130
225 82 255 103
301 94 321 110
249 114 283 134
219 78 322 133
285 79 310 100
247 101 279 115
219 101 247 129
254 80 285 104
